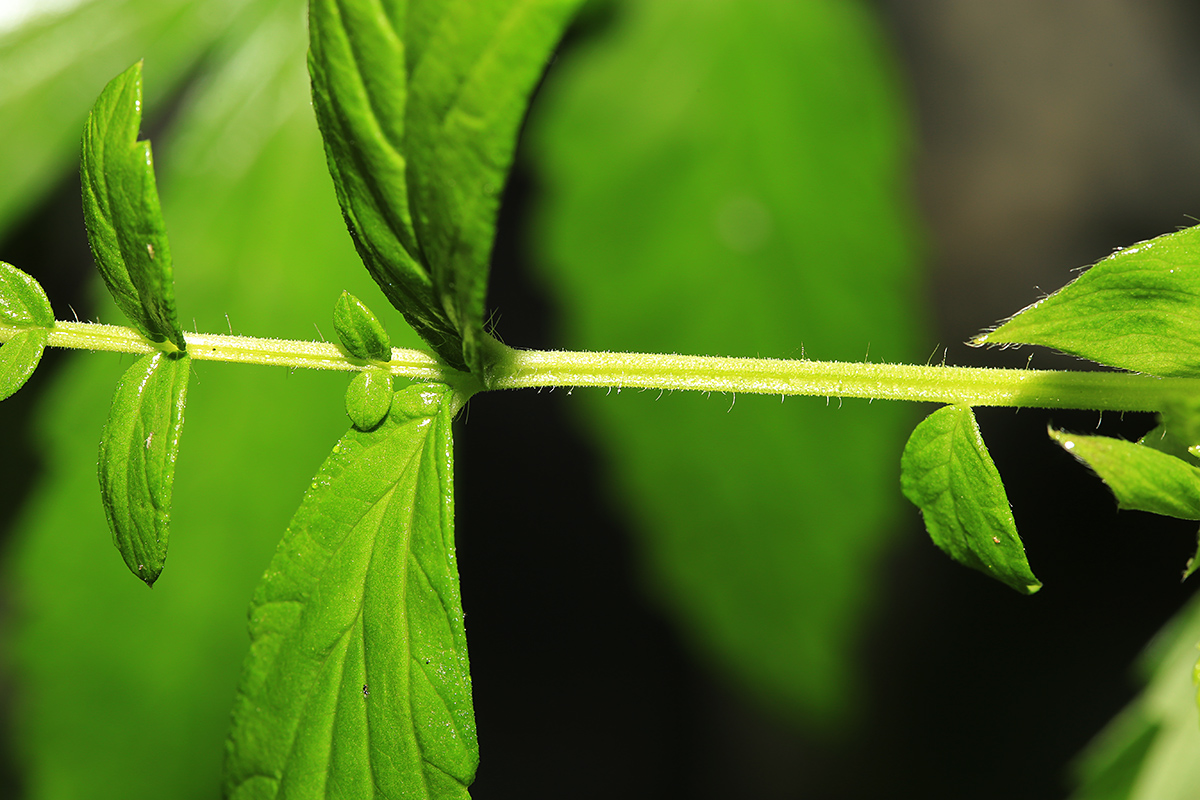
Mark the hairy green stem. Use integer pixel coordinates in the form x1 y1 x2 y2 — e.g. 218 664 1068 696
3 320 1193 411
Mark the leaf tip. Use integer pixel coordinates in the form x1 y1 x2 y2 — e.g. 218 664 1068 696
967 331 991 348
1048 426 1074 450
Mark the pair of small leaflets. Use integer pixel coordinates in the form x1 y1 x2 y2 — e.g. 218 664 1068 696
223 384 477 800
83 61 191 586
901 404 1042 594
0 262 54 401
335 291 393 430
1051 416 1200 580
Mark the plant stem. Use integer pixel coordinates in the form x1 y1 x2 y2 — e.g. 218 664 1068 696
492 348 1185 411
3 320 1193 411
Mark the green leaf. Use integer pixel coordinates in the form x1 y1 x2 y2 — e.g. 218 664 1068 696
1070 590 1200 800
223 384 475 800
976 225 1200 377
1049 428 1200 579
901 404 1041 594
0 329 49 402
527 0 925 720
1049 429 1200 521
82 60 186 351
0 260 55 328
345 369 394 430
307 0 584 376
98 351 191 586
0 261 54 400
8 4 432 796
334 290 391 362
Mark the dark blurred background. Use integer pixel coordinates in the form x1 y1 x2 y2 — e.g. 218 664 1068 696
4 2 1200 799
464 2 1200 798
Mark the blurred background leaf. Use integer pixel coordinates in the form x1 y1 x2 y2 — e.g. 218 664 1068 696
525 0 924 722
1070 591 1200 800
0 0 259 236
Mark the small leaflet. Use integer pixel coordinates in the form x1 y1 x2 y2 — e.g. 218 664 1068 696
81 61 186 352
333 290 391 362
98 351 191 586
223 384 477 800
345 369 393 430
974 226 1200 377
0 262 55 401
1049 428 1200 580
901 404 1041 594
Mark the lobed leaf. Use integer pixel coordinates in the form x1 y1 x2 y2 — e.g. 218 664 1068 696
0 261 54 400
307 0 583 377
98 351 191 586
976 226 1200 377
334 290 392 362
81 60 186 351
223 384 476 800
901 404 1041 594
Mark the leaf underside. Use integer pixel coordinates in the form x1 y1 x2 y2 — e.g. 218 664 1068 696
81 60 186 351
901 404 1041 594
1049 428 1200 579
978 225 1200 377
98 351 191 586
307 0 583 377
223 384 476 800
1050 429 1200 521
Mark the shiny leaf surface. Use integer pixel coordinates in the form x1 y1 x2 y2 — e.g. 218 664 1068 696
0 261 54 400
81 60 185 350
334 290 391 362
224 384 476 800
98 351 191 586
